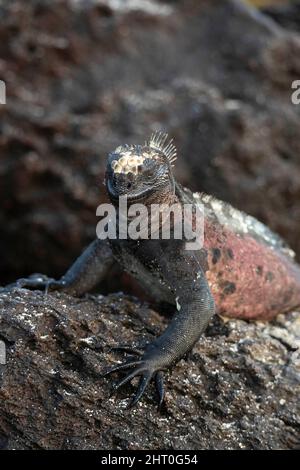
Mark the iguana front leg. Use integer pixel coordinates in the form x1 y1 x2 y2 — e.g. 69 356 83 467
4 239 114 296
104 249 215 407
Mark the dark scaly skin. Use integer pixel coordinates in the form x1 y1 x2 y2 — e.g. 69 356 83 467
184 186 300 320
4 134 300 407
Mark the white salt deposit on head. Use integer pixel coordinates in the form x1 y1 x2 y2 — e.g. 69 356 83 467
111 153 146 175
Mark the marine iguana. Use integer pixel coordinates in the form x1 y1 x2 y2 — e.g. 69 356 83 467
7 133 300 407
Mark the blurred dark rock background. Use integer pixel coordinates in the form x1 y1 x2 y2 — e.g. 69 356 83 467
262 2 300 31
0 0 300 286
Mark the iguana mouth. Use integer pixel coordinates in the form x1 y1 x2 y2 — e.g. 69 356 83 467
106 178 156 203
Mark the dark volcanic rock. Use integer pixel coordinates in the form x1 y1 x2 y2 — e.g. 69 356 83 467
263 3 300 33
0 0 300 285
0 288 299 450
1 0 300 452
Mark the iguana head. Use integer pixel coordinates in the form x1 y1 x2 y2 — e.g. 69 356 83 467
106 132 177 202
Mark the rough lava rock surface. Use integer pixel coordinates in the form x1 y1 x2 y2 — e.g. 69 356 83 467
0 288 299 450
1 0 300 285
263 2 300 32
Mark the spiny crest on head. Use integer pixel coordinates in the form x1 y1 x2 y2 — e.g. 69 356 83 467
146 132 177 166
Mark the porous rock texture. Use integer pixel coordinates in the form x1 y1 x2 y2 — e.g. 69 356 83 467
1 0 300 285
0 288 299 450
